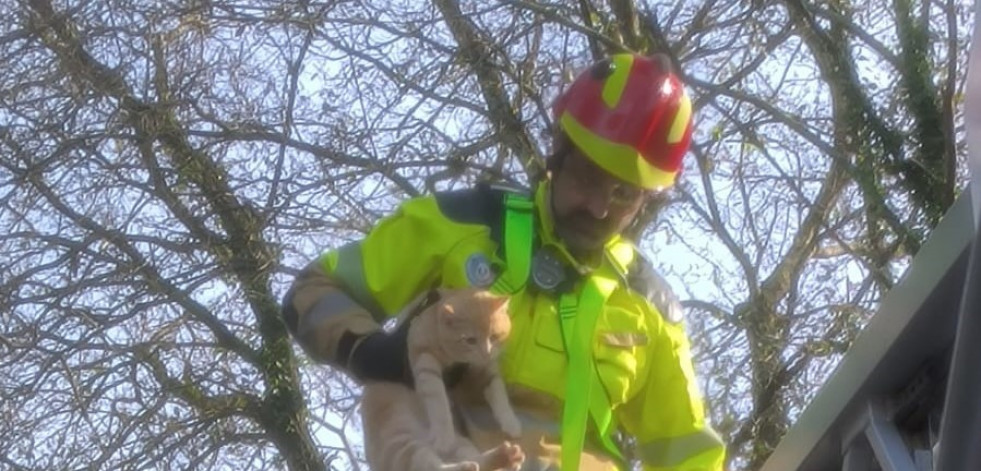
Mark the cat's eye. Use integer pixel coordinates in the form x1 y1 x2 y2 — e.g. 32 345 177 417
463 336 478 346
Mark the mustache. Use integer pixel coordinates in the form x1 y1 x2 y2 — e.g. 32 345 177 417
558 211 614 233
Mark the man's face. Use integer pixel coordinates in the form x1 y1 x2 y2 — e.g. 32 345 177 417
550 146 649 254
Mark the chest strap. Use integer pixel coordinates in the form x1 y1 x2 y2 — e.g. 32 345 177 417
559 274 624 470
491 191 627 469
491 193 534 294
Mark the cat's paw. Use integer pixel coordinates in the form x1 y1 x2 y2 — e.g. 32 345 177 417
500 441 525 470
497 412 522 439
481 440 525 471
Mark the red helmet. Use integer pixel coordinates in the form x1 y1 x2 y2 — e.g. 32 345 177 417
552 53 693 190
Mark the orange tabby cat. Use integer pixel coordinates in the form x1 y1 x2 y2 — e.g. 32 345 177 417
359 287 525 471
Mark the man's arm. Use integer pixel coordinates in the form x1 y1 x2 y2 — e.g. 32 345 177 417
618 266 726 470
618 319 726 470
281 257 405 380
280 192 494 380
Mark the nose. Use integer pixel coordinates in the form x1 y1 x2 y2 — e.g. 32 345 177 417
584 190 611 219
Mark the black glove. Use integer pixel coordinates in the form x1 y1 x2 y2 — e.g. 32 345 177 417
336 290 440 385
337 324 411 384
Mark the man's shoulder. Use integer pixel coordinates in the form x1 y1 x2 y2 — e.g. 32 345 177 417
432 181 531 226
624 251 684 324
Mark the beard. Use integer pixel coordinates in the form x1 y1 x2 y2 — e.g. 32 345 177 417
553 210 617 254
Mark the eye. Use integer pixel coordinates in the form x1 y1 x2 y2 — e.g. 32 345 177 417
463 336 478 346
610 185 642 206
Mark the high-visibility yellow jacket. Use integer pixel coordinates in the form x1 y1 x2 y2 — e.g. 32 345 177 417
282 180 726 470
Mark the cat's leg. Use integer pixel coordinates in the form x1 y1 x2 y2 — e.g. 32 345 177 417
362 383 449 471
436 439 479 471
413 352 458 456
438 462 480 471
449 434 483 462
483 375 522 439
404 445 473 471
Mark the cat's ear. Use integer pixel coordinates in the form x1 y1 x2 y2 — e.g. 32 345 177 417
442 303 456 315
439 302 461 329
439 302 457 319
489 294 510 310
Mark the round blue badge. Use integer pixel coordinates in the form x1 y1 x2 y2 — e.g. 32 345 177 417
531 249 565 292
465 253 495 287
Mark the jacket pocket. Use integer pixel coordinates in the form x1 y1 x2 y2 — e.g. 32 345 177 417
508 297 565 398
593 340 640 406
593 307 647 406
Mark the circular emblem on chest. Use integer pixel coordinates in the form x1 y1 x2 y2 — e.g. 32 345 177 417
465 253 495 287
531 249 566 292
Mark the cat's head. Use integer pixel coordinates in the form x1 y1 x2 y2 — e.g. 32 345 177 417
433 287 511 363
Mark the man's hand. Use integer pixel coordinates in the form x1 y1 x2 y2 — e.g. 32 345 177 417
339 326 411 383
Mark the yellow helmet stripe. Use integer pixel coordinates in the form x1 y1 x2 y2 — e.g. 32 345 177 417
601 54 635 109
561 112 677 190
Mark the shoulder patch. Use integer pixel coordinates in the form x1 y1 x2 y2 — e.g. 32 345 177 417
626 253 684 324
434 182 532 251
433 186 501 227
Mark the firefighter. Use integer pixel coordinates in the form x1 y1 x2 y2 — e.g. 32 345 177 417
281 52 726 471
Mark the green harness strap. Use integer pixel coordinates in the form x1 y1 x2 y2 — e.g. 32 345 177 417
492 191 626 470
559 275 624 471
491 193 534 294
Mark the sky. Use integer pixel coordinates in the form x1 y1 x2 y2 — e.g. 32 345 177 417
4 1 979 469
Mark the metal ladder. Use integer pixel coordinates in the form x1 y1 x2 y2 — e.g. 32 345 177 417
760 10 981 470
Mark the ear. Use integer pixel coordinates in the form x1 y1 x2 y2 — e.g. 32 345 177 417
439 303 461 329
489 294 510 311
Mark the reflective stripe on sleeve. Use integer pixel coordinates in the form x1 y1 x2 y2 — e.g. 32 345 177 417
637 428 725 468
329 241 387 321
